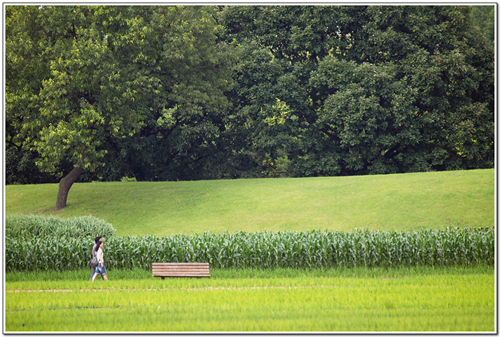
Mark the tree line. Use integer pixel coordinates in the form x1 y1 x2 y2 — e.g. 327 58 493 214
6 5 494 209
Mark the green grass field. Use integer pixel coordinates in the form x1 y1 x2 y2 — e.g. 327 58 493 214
5 168 494 235
5 266 494 332
5 169 496 332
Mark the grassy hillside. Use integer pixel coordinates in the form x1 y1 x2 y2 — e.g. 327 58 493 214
5 169 494 236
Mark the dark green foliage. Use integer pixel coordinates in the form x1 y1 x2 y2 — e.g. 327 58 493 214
5 147 60 184
5 214 116 240
219 5 494 177
6 5 234 187
470 6 494 45
5 5 495 185
5 228 494 272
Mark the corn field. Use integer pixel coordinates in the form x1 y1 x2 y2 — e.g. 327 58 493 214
5 228 494 272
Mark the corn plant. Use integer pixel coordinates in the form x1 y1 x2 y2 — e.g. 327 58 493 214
5 227 494 272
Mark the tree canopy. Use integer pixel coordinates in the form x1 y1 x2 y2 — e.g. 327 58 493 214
6 5 234 208
5 5 495 208
218 5 494 176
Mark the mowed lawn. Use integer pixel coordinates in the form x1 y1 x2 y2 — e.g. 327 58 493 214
5 267 494 332
5 169 494 236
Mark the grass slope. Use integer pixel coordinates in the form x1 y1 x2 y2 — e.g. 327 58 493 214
5 169 494 236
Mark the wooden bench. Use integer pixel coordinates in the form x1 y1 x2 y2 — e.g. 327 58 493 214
152 263 211 279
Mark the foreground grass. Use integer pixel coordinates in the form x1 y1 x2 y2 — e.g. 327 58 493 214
5 169 494 236
5 266 494 332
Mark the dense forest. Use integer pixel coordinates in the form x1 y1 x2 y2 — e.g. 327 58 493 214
5 5 495 208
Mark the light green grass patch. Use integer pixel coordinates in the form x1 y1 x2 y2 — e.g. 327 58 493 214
5 169 494 236
5 267 494 332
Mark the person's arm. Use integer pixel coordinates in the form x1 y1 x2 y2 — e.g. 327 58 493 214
98 249 103 267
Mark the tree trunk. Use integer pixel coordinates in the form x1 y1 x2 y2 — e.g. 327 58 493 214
55 166 83 211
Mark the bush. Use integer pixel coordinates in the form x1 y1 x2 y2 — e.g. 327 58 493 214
5 214 116 240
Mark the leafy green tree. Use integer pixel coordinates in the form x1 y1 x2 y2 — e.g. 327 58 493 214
219 5 494 176
470 6 494 45
6 5 233 209
5 5 68 185
7 5 495 191
312 6 494 174
78 7 236 183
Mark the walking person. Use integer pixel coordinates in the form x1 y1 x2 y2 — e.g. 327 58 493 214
90 237 102 281
92 240 108 281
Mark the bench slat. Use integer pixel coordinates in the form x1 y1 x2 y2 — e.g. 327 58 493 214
153 267 208 270
153 266 209 269
153 269 209 273
152 263 208 266
154 273 211 278
152 262 211 278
